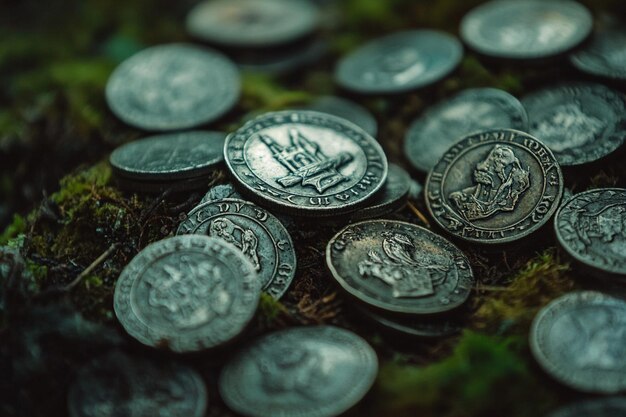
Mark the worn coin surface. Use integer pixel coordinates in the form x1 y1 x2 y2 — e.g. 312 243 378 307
177 199 296 299
571 25 626 80
555 188 626 277
460 0 592 60
426 129 563 245
114 235 260 352
546 398 626 417
224 110 387 216
106 44 240 131
405 88 528 173
110 131 226 180
334 30 463 94
530 291 626 394
68 351 207 417
219 325 378 417
350 164 410 220
522 83 626 166
326 220 474 315
304 95 378 138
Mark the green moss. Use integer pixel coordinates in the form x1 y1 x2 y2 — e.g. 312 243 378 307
0 214 26 246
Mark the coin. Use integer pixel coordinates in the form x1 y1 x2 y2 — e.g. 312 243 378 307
555 188 626 278
304 95 378 138
326 219 474 315
405 88 528 173
114 235 261 352
224 110 388 217
530 291 626 394
355 305 462 338
350 164 410 220
571 24 626 80
106 44 240 131
201 183 244 204
522 83 626 166
334 30 463 94
219 326 377 417
460 0 592 61
110 131 226 181
68 351 207 417
546 398 626 417
177 199 296 299
186 0 319 48
426 129 563 245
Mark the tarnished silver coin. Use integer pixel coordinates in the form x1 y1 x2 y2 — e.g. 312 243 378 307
571 24 626 81
530 291 626 394
426 129 563 245
460 0 592 60
110 131 226 181
326 220 474 315
68 351 207 417
350 164 410 220
304 96 378 138
114 235 260 352
224 110 388 216
219 326 378 417
177 199 296 299
405 88 528 173
106 44 240 131
186 0 319 48
547 398 626 417
555 188 626 277
201 183 243 204
522 83 626 166
334 30 463 94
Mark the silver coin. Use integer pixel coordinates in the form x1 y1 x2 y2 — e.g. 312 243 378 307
186 0 320 48
110 131 226 181
304 95 378 138
224 110 388 217
219 325 378 417
530 291 626 394
334 30 463 94
350 164 410 220
546 398 626 417
106 43 240 131
460 0 592 61
177 199 296 299
405 88 528 173
201 183 244 204
522 83 626 166
326 219 474 315
571 24 626 81
114 235 261 352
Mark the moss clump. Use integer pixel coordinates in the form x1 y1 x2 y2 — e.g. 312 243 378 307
0 214 26 246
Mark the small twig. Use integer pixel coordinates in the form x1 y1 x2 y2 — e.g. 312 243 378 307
407 201 430 227
63 243 119 291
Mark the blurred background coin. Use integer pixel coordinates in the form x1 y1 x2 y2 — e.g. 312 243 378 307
303 95 378 138
571 23 626 81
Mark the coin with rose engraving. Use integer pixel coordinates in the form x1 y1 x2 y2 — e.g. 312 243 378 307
546 398 626 417
555 188 626 278
304 96 378 138
426 129 563 245
106 44 240 131
522 83 626 166
224 110 388 217
350 164 410 220
405 88 528 173
114 235 260 352
68 351 207 417
530 291 626 393
571 24 626 81
460 0 592 61
177 199 296 299
219 326 378 417
326 220 474 315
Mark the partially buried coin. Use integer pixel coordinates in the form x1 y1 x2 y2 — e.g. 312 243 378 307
334 30 463 95
304 95 378 138
405 88 528 173
177 199 296 299
326 220 474 315
426 129 563 245
350 164 410 221
530 291 626 394
106 43 240 131
219 326 378 417
224 110 388 217
571 24 626 81
522 83 626 166
460 0 592 61
68 351 207 417
114 235 261 352
547 398 626 417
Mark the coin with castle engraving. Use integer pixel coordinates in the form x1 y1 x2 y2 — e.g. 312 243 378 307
546 398 626 417
405 88 528 173
219 326 378 417
426 129 563 245
530 291 626 393
555 188 626 277
460 0 592 60
326 220 474 315
106 44 240 131
304 96 378 138
334 30 463 94
350 164 410 220
177 199 296 299
68 351 208 417
522 83 626 166
224 111 388 216
114 235 260 352
571 24 626 81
